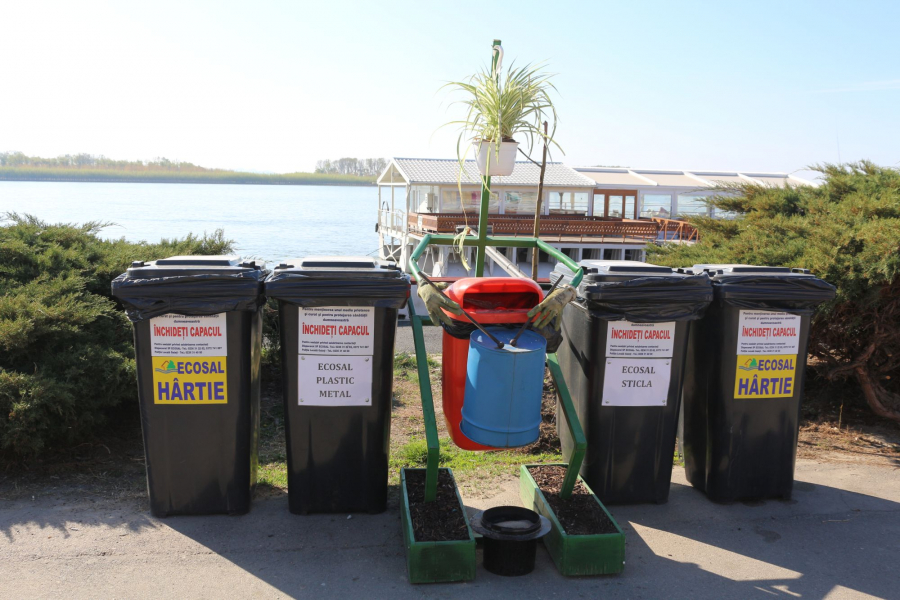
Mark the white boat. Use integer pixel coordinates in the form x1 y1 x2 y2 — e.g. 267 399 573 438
375 158 812 314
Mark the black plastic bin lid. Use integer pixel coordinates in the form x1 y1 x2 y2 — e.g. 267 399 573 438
689 263 836 312
264 256 411 308
550 259 713 323
123 255 263 278
111 255 267 322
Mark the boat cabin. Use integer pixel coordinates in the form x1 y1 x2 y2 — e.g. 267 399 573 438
376 157 813 280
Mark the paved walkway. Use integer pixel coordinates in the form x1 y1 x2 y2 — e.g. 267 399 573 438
1 459 897 599
395 321 443 354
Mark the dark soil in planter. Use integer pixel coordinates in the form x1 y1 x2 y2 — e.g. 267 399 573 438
528 465 618 536
405 469 470 542
522 371 561 454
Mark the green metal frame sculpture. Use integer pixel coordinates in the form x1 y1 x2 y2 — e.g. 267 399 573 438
406 232 587 501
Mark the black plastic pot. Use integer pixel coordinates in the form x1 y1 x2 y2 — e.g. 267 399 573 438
470 506 551 576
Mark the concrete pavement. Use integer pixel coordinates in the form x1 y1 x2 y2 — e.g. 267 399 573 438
395 321 442 354
1 459 898 599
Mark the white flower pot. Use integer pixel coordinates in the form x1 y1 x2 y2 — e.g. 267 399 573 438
475 140 518 176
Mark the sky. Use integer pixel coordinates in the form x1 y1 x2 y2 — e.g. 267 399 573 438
1 0 898 178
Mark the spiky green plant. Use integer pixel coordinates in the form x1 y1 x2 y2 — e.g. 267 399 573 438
443 62 562 162
441 61 562 270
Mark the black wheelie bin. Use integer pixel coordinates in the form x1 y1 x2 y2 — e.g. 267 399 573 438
552 260 713 504
111 255 267 517
681 264 835 502
265 256 410 514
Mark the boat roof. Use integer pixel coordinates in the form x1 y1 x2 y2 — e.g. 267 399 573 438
575 167 815 189
378 158 596 188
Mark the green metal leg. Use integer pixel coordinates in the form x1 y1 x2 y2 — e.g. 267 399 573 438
406 234 584 502
408 298 440 502
547 353 586 500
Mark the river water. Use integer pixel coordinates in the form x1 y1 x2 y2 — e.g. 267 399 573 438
0 181 380 266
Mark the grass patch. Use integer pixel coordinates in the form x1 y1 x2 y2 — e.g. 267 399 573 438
393 351 440 387
390 437 562 481
257 462 288 490
256 386 288 495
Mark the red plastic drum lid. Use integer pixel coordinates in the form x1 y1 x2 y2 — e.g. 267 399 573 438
443 277 542 324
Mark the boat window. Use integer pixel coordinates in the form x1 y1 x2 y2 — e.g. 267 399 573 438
713 207 740 220
677 195 711 217
548 191 589 216
504 190 538 214
641 194 673 219
607 196 623 218
441 189 499 213
624 196 636 219
410 185 439 213
593 194 605 217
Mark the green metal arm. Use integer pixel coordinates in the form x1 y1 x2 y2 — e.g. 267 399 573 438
547 353 586 500
407 233 584 289
405 234 586 502
407 298 440 502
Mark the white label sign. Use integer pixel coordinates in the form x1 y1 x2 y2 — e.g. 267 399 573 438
737 310 801 355
602 358 672 407
299 307 374 356
150 313 227 357
606 321 676 358
298 355 373 406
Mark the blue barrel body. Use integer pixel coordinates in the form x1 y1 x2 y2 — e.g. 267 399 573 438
460 328 547 448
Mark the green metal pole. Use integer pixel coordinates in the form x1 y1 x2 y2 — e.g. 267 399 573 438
475 39 502 277
408 299 440 502
547 353 586 499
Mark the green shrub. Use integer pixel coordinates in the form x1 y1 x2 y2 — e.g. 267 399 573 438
648 162 900 421
0 213 234 455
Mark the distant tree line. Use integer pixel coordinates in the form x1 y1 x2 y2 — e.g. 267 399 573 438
0 151 215 172
315 157 388 177
0 152 376 186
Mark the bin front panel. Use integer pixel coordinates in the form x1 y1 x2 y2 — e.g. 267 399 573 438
680 265 833 503
557 302 691 505
134 309 261 516
279 302 396 514
553 259 710 505
683 303 811 502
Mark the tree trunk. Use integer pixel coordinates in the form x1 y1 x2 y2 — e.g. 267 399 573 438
854 365 900 422
531 121 549 282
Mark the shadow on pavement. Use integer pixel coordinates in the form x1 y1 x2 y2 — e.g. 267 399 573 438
615 479 900 599
2 470 897 598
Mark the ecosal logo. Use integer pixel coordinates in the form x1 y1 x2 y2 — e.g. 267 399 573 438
738 357 795 372
155 359 177 374
739 357 760 372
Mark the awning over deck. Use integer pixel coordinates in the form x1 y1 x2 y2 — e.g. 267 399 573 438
377 158 596 188
577 167 814 189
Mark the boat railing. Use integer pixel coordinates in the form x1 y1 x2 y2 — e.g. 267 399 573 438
378 208 405 232
406 212 659 242
650 217 700 242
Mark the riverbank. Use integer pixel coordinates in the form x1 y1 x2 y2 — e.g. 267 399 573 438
0 167 374 186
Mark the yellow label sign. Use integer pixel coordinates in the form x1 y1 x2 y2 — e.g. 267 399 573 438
152 356 227 404
734 354 797 399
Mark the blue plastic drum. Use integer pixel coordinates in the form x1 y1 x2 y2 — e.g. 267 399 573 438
460 328 547 448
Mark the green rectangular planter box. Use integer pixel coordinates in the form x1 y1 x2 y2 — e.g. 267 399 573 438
520 464 625 576
400 467 476 584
